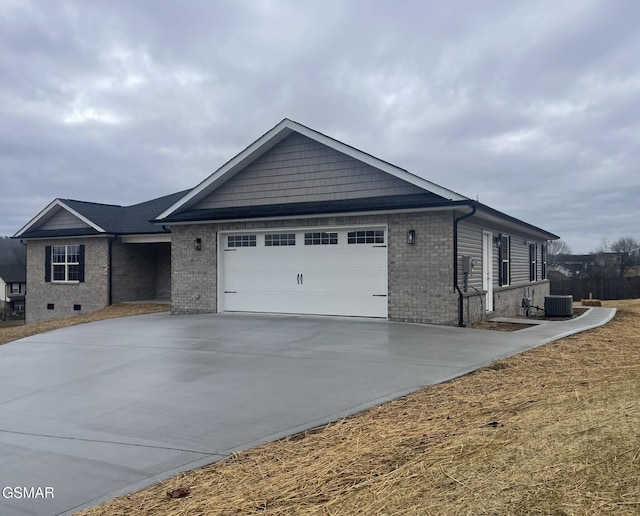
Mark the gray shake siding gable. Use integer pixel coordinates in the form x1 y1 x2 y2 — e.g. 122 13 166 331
196 133 425 209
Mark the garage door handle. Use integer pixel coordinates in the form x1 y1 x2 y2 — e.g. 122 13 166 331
297 273 303 285
297 273 300 285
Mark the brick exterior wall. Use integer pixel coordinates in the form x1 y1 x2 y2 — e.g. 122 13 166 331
493 281 551 318
26 238 110 323
170 211 460 324
112 241 171 303
387 212 458 324
171 225 218 314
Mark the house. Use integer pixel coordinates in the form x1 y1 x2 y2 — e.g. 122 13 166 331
15 119 558 326
624 265 640 278
14 191 187 323
0 263 26 320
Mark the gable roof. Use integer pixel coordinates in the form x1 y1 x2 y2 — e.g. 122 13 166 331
155 118 468 221
14 190 188 239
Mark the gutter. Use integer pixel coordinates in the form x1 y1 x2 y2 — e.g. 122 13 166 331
453 201 477 327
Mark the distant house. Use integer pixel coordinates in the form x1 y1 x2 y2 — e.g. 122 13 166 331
15 119 559 326
551 253 623 279
624 265 640 278
0 263 26 320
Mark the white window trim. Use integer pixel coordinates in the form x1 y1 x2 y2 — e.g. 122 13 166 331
529 243 537 282
52 245 80 283
500 236 510 287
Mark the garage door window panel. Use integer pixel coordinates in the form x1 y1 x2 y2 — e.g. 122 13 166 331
265 234 296 246
228 235 256 247
304 232 338 245
348 230 384 244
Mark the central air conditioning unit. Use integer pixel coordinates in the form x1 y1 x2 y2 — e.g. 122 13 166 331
544 295 573 317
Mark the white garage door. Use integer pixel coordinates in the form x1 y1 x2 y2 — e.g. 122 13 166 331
219 227 388 318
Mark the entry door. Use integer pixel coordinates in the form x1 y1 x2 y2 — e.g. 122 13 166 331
220 228 388 318
483 231 494 312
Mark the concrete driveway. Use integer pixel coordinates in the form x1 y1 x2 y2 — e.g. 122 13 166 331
0 308 614 516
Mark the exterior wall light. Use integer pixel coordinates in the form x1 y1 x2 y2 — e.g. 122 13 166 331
407 229 416 245
194 238 202 251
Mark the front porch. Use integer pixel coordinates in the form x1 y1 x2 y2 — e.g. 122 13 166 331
111 238 171 304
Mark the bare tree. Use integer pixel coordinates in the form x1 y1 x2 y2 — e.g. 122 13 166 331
547 239 572 264
610 236 640 278
593 237 610 254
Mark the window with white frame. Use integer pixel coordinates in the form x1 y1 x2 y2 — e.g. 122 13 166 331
265 233 296 246
304 232 338 245
541 244 548 280
347 230 384 244
227 235 256 247
10 283 20 294
499 235 510 286
529 243 537 282
52 245 80 282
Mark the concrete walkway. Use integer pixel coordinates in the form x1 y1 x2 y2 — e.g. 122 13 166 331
0 307 615 516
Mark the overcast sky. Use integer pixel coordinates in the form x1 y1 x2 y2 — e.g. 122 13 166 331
2 0 639 253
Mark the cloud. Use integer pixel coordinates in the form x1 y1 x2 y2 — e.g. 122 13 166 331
1 0 639 253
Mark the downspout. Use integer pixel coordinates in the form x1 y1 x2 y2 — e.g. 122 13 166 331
453 201 477 327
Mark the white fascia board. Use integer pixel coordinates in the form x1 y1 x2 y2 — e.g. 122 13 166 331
156 119 468 221
120 234 171 244
14 199 105 237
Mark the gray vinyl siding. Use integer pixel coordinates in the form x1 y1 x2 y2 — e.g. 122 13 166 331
194 133 424 209
510 237 529 285
457 220 483 291
496 233 547 286
40 208 91 231
458 221 549 290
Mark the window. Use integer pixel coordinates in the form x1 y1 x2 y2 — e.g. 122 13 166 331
228 235 256 247
498 235 510 286
46 245 83 283
347 230 384 244
265 233 296 246
305 232 338 245
10 283 20 294
541 244 548 280
529 243 537 282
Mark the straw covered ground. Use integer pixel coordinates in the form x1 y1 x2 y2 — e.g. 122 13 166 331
72 300 639 516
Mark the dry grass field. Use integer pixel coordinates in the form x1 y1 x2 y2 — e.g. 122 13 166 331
2 301 637 515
